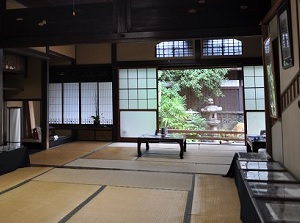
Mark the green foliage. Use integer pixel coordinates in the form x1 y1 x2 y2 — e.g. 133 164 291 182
159 83 188 129
158 68 228 130
159 68 228 102
159 82 207 130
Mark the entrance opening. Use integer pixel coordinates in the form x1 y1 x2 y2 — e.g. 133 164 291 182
158 67 245 145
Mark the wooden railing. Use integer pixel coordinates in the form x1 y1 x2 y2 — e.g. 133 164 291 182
166 129 245 143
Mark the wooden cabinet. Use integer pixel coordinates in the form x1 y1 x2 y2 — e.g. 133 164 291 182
77 128 112 141
3 53 27 92
3 53 27 74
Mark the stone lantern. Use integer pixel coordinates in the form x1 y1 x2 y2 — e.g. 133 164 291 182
201 98 222 131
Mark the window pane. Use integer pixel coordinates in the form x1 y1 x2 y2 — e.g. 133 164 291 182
119 69 127 78
119 100 128 109
99 82 113 124
119 79 128 88
147 79 157 88
148 89 157 99
245 99 256 110
256 88 265 99
244 67 254 77
138 69 147 78
246 112 266 134
129 89 138 99
156 40 193 58
138 89 147 99
148 99 157 109
120 111 157 137
49 83 62 124
128 69 137 79
254 66 264 76
138 78 147 88
129 100 138 109
245 89 255 99
255 76 264 87
256 99 265 110
128 79 138 88
63 83 79 124
81 82 97 124
147 68 157 78
138 100 148 109
119 68 157 110
244 77 255 87
119 90 128 99
202 38 242 56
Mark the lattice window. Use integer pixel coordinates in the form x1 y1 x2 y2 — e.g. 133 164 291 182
156 40 194 58
49 83 63 124
63 83 80 124
49 82 113 125
244 66 265 110
119 68 157 110
202 38 242 56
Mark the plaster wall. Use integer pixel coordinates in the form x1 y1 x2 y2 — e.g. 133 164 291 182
50 45 76 59
5 57 41 99
76 44 111 64
272 0 300 178
271 121 283 163
282 96 300 178
117 42 161 61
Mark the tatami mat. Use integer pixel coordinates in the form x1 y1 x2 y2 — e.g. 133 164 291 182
0 141 244 222
0 167 52 193
65 158 231 174
33 168 193 191
195 163 230 175
191 174 241 223
139 153 233 164
67 186 188 223
65 158 198 173
0 181 100 223
56 141 111 152
30 141 111 166
85 146 137 160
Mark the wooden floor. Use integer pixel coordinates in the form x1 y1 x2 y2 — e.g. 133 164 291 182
0 141 245 223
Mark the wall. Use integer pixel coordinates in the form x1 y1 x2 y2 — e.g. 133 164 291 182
74 37 263 63
49 45 76 59
76 44 111 64
268 0 300 178
281 0 300 178
5 57 41 99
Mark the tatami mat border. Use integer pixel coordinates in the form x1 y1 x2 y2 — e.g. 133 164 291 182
58 185 107 223
0 179 31 195
183 174 195 223
0 167 54 195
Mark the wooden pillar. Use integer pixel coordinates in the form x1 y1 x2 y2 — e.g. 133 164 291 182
41 58 49 149
0 49 3 145
111 43 118 141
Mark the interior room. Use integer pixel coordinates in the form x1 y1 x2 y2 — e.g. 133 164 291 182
1 0 300 222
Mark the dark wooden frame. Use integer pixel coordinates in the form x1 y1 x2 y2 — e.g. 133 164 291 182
137 134 186 159
264 37 279 118
278 0 294 69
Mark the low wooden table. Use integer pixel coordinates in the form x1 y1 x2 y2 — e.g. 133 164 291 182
137 134 186 159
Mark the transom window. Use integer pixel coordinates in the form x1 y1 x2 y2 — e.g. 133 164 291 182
156 40 193 58
202 38 242 56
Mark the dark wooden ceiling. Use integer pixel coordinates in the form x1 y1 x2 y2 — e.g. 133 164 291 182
0 0 271 48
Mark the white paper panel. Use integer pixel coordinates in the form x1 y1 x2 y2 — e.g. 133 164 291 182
120 111 157 137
